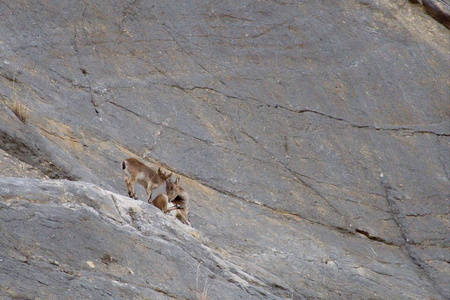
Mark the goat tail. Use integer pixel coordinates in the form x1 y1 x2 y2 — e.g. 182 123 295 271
121 160 126 170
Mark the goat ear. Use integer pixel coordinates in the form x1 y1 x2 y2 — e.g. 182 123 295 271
175 177 180 185
158 167 162 174
167 172 173 178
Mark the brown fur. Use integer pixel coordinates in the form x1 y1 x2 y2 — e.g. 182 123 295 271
122 157 172 201
165 178 191 226
151 193 181 213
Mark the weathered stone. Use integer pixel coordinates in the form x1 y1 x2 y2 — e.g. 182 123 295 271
410 0 450 27
0 0 448 299
0 178 287 299
0 148 47 179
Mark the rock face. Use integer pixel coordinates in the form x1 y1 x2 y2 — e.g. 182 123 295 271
0 0 449 299
0 177 281 299
410 0 450 27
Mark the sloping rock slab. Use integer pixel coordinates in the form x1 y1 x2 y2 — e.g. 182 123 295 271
0 177 291 299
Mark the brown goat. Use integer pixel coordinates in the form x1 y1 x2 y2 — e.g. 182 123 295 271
151 193 182 214
121 157 172 201
165 178 191 226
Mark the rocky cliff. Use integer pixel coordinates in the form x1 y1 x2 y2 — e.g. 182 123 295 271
0 0 449 299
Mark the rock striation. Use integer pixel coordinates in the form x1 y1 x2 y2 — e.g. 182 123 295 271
0 177 286 299
0 0 449 299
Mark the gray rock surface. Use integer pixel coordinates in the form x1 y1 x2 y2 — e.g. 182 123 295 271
0 177 281 299
410 0 450 27
0 0 449 299
0 149 47 179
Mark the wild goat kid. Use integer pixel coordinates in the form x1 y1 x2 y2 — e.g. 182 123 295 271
122 157 172 201
152 193 182 214
151 178 191 226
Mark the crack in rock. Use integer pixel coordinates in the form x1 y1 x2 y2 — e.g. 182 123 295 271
260 103 449 137
73 26 98 115
380 174 446 297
